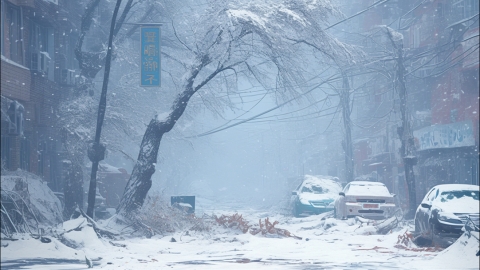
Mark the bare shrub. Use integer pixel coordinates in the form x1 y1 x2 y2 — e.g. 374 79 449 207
135 194 211 236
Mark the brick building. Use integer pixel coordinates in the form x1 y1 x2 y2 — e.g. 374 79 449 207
1 0 81 195
409 0 479 202
347 0 479 207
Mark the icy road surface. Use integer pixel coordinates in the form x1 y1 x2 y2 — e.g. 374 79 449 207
1 200 479 269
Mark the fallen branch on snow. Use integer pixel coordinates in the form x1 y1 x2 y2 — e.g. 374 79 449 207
78 209 118 239
213 214 302 240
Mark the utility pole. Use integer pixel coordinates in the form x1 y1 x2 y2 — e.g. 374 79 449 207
86 0 123 218
340 71 354 184
387 28 417 219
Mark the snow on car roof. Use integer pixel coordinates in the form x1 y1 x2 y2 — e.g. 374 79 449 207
435 184 479 191
302 175 342 192
350 181 385 186
347 181 391 196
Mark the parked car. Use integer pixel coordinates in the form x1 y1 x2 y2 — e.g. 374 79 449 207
334 181 396 220
291 175 342 217
414 184 479 242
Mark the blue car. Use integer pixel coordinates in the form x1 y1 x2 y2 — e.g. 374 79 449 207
291 175 343 217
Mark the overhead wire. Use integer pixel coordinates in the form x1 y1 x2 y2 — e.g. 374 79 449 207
188 73 342 138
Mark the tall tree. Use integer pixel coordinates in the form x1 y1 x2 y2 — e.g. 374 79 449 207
116 0 359 216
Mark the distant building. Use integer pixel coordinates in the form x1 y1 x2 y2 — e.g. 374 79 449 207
1 0 81 197
345 0 479 207
97 163 130 208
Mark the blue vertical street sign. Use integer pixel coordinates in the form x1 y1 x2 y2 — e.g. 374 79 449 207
141 27 160 87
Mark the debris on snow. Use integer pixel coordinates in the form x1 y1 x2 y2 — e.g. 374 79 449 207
213 213 302 239
214 213 251 233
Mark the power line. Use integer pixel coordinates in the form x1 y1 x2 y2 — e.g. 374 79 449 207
325 0 391 30
188 73 342 138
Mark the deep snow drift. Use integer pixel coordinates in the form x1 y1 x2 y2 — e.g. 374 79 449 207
1 200 479 269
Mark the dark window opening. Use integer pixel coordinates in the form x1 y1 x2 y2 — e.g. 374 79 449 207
20 136 30 171
7 4 23 64
1 136 11 170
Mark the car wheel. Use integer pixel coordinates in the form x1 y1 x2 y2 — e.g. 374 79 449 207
430 222 436 245
415 219 420 234
293 205 300 218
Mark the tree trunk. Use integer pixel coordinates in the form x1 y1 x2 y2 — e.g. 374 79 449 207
115 119 163 214
117 86 197 215
341 72 354 183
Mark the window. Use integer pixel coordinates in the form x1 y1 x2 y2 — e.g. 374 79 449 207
38 141 47 177
31 22 54 80
59 33 79 85
425 188 436 202
343 183 350 193
436 3 444 18
451 0 479 22
1 136 11 170
412 25 420 48
1 2 4 55
20 136 30 171
439 190 479 202
464 0 479 19
6 4 24 64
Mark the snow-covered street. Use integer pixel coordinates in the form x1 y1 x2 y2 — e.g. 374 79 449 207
1 200 478 269
1 0 479 269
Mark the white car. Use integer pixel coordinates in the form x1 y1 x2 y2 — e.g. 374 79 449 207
334 181 396 220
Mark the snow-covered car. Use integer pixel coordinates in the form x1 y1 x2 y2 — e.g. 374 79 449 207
414 184 480 241
291 175 342 217
334 181 396 220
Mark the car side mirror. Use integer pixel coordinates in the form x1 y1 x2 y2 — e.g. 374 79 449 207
339 192 345 196
292 191 297 196
391 193 396 197
421 203 431 209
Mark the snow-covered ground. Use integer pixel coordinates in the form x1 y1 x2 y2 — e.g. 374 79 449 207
1 199 479 269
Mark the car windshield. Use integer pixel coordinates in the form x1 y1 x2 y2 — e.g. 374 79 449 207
439 190 479 202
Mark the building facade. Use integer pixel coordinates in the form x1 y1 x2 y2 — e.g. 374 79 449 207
1 0 81 198
347 0 479 208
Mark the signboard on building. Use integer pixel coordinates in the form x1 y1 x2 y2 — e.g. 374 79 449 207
413 120 475 151
140 27 160 87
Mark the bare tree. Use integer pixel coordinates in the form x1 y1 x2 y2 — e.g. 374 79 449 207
116 0 359 216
